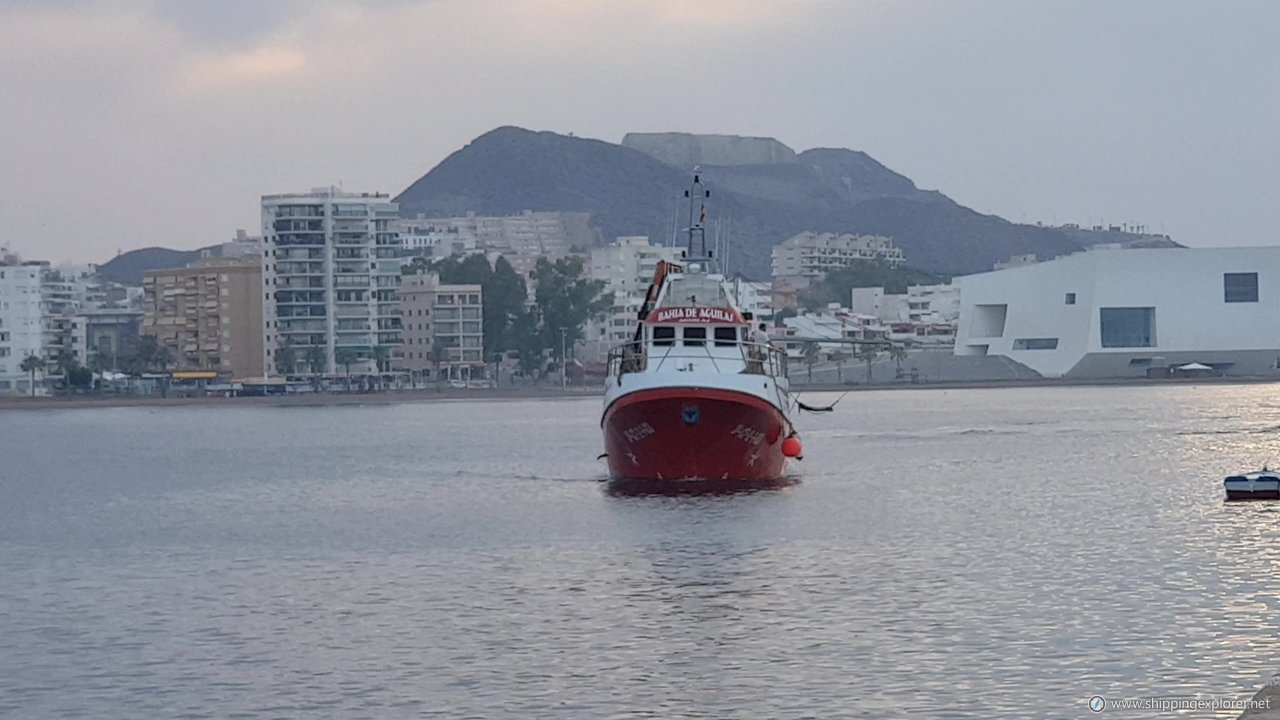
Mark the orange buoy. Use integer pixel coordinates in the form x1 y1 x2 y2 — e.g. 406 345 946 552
781 436 802 458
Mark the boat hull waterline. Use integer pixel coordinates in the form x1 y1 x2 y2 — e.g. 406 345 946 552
602 386 789 481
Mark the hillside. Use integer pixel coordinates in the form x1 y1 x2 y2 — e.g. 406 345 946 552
97 246 208 285
396 127 1085 277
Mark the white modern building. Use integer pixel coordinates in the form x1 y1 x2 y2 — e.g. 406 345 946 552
850 284 960 325
583 237 685 357
399 210 597 277
905 284 960 324
955 247 1280 378
778 306 888 361
0 259 46 394
729 280 773 321
589 236 684 299
396 218 481 259
261 188 403 377
771 231 905 289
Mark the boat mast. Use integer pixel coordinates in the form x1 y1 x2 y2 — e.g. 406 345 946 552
683 168 712 271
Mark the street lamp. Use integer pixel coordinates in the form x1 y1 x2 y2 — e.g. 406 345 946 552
560 327 568 389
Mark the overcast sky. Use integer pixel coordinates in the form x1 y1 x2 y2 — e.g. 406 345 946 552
1 0 1277 265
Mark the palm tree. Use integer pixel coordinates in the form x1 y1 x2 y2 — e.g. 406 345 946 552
304 346 326 390
154 345 174 372
372 346 392 389
153 344 174 398
431 340 449 392
856 345 881 384
491 352 504 387
334 347 358 391
19 355 44 397
275 341 297 376
135 335 160 371
55 349 77 378
88 352 113 375
889 343 910 376
801 341 819 383
831 351 848 383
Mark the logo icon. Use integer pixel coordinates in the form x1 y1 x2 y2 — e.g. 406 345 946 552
1088 696 1105 713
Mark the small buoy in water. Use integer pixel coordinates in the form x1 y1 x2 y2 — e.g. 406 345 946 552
782 436 802 458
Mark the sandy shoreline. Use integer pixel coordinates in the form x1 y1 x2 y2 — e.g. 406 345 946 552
2 375 1278 411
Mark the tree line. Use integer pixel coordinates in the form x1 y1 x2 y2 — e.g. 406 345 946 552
17 335 175 396
405 253 612 376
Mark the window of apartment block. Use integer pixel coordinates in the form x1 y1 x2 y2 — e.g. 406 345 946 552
1100 307 1155 348
1224 272 1258 303
1065 293 1076 305
1012 338 1059 350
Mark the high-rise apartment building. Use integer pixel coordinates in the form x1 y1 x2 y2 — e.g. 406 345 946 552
142 257 264 377
0 259 45 395
261 188 403 376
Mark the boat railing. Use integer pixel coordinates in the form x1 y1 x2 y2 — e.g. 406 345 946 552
606 340 789 380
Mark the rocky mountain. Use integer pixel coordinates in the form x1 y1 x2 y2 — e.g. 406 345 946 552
395 127 1089 278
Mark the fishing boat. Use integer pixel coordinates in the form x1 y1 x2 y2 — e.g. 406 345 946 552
600 170 802 483
1224 468 1280 501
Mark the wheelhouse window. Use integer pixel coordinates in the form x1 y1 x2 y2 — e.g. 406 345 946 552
713 327 737 346
652 326 675 346
683 327 706 346
1224 272 1258 303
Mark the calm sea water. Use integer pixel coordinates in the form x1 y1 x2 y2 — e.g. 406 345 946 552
3 385 1280 719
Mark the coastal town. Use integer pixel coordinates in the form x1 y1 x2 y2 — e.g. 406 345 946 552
1 174 1274 400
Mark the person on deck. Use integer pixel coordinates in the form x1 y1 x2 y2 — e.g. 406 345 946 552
752 322 771 348
746 322 771 374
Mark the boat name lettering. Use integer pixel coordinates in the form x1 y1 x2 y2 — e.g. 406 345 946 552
624 422 656 443
731 424 765 446
651 307 738 324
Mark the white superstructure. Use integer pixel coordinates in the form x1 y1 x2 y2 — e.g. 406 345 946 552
604 269 790 415
955 246 1280 378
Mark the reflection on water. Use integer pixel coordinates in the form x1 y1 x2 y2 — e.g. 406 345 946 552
604 475 802 497
3 384 1280 719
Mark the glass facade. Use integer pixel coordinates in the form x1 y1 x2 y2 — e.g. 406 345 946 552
1100 307 1155 348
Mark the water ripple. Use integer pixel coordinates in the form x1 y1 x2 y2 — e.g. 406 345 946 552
2 385 1280 718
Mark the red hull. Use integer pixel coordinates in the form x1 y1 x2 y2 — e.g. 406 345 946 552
602 387 791 481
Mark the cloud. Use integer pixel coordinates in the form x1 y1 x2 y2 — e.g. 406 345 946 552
183 45 308 91
0 0 1277 264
